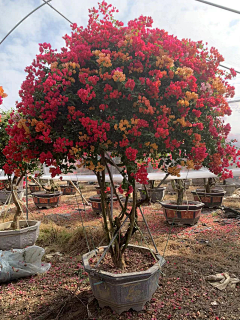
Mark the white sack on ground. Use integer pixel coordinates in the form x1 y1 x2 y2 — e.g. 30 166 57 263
0 246 50 283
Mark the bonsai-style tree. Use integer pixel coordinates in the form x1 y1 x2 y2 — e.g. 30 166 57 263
1 88 39 229
3 2 240 267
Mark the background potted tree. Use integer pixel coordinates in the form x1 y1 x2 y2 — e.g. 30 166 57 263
138 160 166 203
191 177 226 208
0 90 40 250
0 110 24 204
60 182 77 195
3 1 240 313
31 178 62 209
161 177 204 225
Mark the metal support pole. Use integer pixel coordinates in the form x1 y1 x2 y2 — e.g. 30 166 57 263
69 180 89 205
110 164 113 219
0 0 52 45
139 206 159 254
25 175 29 220
196 0 240 15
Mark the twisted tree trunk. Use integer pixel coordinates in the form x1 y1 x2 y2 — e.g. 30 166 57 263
10 175 24 230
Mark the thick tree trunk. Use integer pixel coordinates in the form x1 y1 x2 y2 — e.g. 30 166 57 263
97 154 138 270
113 252 126 269
205 178 215 193
8 175 24 230
176 179 184 205
11 189 23 230
177 187 184 205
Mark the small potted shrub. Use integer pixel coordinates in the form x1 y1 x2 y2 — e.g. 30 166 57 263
31 179 62 209
3 2 240 313
191 177 226 208
161 178 204 225
138 160 166 203
60 182 77 195
90 182 121 214
138 179 166 203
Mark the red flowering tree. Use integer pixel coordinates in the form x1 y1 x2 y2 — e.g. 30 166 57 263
1 88 40 230
4 2 240 267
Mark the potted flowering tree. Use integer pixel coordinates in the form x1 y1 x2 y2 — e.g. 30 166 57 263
31 178 62 209
191 177 227 207
161 176 205 225
4 2 240 313
0 89 41 250
0 109 27 204
138 159 167 203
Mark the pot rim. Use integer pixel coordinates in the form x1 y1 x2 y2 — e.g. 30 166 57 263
0 190 24 193
0 220 41 234
160 200 204 210
138 187 166 191
89 195 120 202
31 191 62 197
191 189 226 196
82 244 165 281
60 185 75 188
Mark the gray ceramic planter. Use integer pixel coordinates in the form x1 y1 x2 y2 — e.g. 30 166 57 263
82 245 165 314
0 190 24 204
0 220 41 251
138 187 166 203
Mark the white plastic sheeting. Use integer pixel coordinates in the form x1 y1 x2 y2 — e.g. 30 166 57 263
39 168 240 182
0 246 51 283
2 167 240 183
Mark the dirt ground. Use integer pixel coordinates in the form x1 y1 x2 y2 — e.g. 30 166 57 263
0 183 240 320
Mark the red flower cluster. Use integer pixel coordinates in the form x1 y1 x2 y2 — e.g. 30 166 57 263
125 147 138 162
135 165 149 185
2 1 240 180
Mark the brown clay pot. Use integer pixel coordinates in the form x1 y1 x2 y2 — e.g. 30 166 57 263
191 189 226 208
160 200 204 225
29 184 42 193
60 185 76 195
32 191 62 209
89 195 121 214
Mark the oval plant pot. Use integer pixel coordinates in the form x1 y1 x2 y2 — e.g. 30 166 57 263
32 191 62 209
191 189 226 208
0 190 24 204
89 195 121 214
60 185 76 195
160 200 204 225
138 187 166 203
0 220 41 250
82 244 165 314
29 184 42 193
